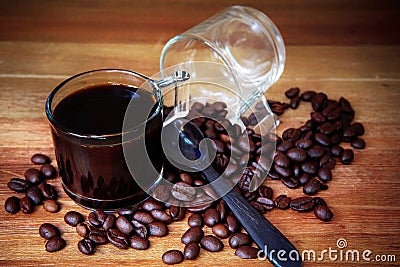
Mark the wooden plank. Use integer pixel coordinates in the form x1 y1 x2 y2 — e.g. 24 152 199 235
0 0 399 45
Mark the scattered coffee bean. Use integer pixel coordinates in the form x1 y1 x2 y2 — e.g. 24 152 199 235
102 214 116 230
184 242 200 260
88 228 108 244
188 213 204 228
39 182 58 200
141 199 164 212
274 195 291 210
212 224 230 239
45 236 66 252
290 196 315 212
130 236 150 250
107 228 129 249
351 138 366 149
150 209 172 224
40 164 57 179
5 196 20 214
43 200 60 213
285 87 300 99
148 221 168 237
228 232 251 249
235 246 259 259
204 208 220 227
7 178 30 193
116 216 134 235
226 215 241 233
170 206 186 221
162 250 184 265
181 226 204 244
301 90 316 101
31 153 51 165
26 186 43 205
200 235 223 252
24 168 43 185
78 238 95 255
20 196 33 214
341 149 354 164
88 210 107 228
39 223 61 240
314 205 333 221
76 222 89 237
303 178 322 195
171 182 196 202
64 211 84 227
317 167 332 182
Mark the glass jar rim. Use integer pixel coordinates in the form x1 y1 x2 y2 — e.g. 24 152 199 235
45 68 163 140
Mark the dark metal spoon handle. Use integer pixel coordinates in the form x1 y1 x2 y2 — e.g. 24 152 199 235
203 166 302 267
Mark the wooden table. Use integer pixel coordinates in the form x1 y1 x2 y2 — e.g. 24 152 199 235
1 0 399 266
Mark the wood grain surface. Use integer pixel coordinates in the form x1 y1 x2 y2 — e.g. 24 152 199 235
1 1 400 266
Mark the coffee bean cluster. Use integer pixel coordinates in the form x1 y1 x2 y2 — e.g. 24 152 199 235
39 223 66 252
4 154 60 214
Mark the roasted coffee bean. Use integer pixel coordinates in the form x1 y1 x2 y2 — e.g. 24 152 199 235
43 200 60 213
201 235 224 252
7 178 30 193
88 228 108 244
314 205 333 221
271 105 284 115
78 238 95 255
320 155 336 170
285 87 300 98
319 122 336 135
314 133 330 146
152 184 170 202
282 128 301 142
133 211 154 225
298 173 311 185
116 216 134 235
313 197 327 206
26 186 43 205
102 214 116 230
256 197 275 210
303 178 322 195
45 236 66 252
293 164 301 178
274 165 291 177
352 122 365 136
40 164 57 179
274 153 290 168
258 185 273 199
181 226 204 244
88 210 107 228
141 198 163 212
267 170 281 180
187 197 214 213
235 246 259 259
301 91 316 102
117 206 137 217
5 196 20 214
311 112 326 123
130 236 150 250
31 153 51 165
277 140 294 152
228 232 251 249
295 138 313 150
330 145 344 158
184 242 200 260
39 223 61 240
24 168 43 185
162 250 184 265
20 196 33 214
301 161 318 174
212 224 230 239
341 149 354 164
290 196 315 211
204 208 220 227
131 220 148 238
39 182 58 200
188 213 203 228
307 145 325 159
76 222 89 237
274 195 291 210
64 211 84 227
317 167 332 182
281 176 299 189
226 215 241 233
150 209 172 224
148 221 168 237
107 228 129 249
290 96 301 109
312 92 328 111
171 182 196 202
286 148 308 162
351 138 366 149
342 126 357 142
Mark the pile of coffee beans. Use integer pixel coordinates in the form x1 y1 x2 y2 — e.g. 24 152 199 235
4 153 60 214
3 87 366 265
